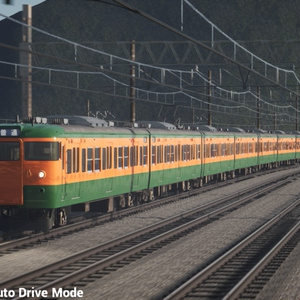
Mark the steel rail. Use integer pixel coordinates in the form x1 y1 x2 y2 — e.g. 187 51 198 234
223 219 300 300
1 166 297 253
0 174 296 299
162 197 300 300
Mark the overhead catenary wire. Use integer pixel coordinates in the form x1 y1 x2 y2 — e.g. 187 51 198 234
0 2 299 128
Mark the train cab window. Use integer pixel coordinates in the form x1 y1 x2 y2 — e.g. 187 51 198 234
0 142 20 161
87 148 93 172
24 142 60 161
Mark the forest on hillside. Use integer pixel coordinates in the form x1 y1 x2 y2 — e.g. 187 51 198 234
0 0 299 129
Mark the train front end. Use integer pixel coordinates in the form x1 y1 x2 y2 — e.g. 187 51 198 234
0 123 64 232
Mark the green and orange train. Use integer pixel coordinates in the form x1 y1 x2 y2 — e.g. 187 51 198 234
0 116 299 231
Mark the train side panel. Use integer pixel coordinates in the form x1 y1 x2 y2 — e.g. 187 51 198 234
277 134 297 163
233 133 258 170
148 129 202 189
296 135 300 160
57 129 151 208
202 132 235 177
257 134 278 166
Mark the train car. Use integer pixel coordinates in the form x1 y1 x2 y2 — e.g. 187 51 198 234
200 126 235 181
276 131 297 165
1 115 299 232
0 116 154 231
229 128 258 174
145 122 202 195
295 132 300 160
257 131 278 169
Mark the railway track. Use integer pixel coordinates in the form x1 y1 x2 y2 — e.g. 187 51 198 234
0 171 298 300
162 199 300 300
0 166 298 255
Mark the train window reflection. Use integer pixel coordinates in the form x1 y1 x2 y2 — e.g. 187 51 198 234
25 142 60 161
0 142 20 161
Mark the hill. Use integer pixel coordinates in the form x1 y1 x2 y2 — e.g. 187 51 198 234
0 0 299 127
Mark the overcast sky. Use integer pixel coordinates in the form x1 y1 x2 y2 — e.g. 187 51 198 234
0 0 45 20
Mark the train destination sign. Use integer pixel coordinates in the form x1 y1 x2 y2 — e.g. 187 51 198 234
0 128 20 136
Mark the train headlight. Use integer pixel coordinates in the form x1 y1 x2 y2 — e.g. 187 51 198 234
38 171 46 178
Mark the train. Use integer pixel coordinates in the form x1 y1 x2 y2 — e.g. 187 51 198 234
0 115 299 232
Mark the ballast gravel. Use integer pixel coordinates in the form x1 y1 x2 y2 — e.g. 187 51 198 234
0 167 299 300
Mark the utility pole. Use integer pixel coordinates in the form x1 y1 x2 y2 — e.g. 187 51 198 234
296 96 298 131
207 70 212 126
86 99 90 116
130 40 136 124
20 5 32 118
256 86 260 129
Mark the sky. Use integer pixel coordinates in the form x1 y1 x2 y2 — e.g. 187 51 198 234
0 0 45 20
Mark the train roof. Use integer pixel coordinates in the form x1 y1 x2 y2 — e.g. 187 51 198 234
1 115 299 138
47 115 111 127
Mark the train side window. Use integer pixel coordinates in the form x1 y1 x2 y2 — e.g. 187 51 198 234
130 146 138 167
113 148 117 169
181 145 185 161
204 144 210 158
190 144 194 160
152 145 156 165
107 147 112 169
73 147 79 173
102 148 107 170
248 143 252 153
66 149 72 174
118 147 123 169
82 149 86 172
130 147 134 167
165 145 170 163
87 148 93 172
217 144 221 157
124 146 129 168
211 144 216 157
156 145 160 164
95 148 100 172
221 144 226 156
196 144 201 159
140 146 147 166
171 145 175 162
